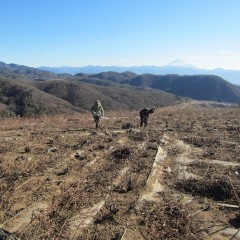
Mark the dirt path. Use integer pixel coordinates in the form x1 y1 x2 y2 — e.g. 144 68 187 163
122 132 240 240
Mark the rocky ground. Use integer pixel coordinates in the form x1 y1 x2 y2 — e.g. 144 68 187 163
0 101 240 240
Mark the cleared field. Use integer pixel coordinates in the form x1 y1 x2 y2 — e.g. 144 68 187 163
0 102 240 239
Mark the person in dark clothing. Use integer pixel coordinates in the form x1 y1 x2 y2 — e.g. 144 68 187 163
139 108 155 127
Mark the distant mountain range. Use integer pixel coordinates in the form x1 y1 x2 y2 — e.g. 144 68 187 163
0 60 240 117
0 61 180 117
39 60 240 85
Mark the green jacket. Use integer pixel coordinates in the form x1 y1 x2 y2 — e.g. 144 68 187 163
91 104 104 117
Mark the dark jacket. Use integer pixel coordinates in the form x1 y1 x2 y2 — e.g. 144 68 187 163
139 108 155 119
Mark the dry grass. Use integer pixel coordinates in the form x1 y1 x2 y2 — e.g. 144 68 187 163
1 104 240 239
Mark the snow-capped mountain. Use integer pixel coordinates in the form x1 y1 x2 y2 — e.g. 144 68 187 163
164 59 197 69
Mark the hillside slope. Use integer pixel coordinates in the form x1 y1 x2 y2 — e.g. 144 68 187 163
85 72 240 103
1 61 239 118
34 80 181 111
0 75 181 117
2 61 240 103
0 61 56 80
0 62 182 117
0 77 84 117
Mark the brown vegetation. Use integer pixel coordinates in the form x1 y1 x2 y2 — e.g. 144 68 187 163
0 102 240 239
0 76 181 117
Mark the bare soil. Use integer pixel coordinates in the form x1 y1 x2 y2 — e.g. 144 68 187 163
0 102 240 239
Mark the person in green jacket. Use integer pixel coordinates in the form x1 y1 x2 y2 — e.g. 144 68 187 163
90 100 104 129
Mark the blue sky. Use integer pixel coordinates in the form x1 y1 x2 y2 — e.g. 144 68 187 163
0 0 240 69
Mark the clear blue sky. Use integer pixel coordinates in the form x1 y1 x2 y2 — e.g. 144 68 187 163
1 0 239 69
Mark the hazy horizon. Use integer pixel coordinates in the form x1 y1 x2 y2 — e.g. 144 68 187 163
2 59 240 72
